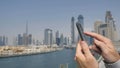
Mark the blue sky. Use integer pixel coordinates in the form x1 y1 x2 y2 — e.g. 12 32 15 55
0 0 120 45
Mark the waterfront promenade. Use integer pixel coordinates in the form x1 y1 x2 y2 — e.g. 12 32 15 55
0 45 63 58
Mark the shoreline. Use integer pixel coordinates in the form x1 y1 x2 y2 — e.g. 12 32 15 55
0 45 63 58
0 49 62 58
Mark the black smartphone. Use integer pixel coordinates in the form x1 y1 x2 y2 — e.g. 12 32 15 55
76 22 86 41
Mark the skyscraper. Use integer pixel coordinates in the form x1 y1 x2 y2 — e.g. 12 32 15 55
94 11 118 41
18 34 23 45
77 15 84 41
0 36 2 45
28 34 32 45
56 31 60 45
60 34 64 46
0 36 8 46
25 22 28 45
77 15 84 29
44 28 53 45
23 33 28 45
5 37 8 45
99 24 108 37
26 21 28 36
2 36 6 45
71 17 75 44
20 22 31 46
105 11 117 41
64 37 67 45
105 11 113 24
94 21 103 34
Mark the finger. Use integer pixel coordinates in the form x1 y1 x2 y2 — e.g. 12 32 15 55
89 45 101 54
81 41 92 56
76 41 84 58
84 32 109 44
94 39 107 52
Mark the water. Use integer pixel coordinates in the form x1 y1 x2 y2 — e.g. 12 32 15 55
0 49 77 68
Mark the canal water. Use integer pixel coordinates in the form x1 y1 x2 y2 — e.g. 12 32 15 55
0 49 77 68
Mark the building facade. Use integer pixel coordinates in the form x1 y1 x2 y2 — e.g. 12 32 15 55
94 21 103 34
0 36 8 46
44 28 53 45
56 31 60 45
71 17 75 44
77 15 84 29
17 34 32 45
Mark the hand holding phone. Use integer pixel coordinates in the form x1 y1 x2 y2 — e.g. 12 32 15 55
76 23 101 61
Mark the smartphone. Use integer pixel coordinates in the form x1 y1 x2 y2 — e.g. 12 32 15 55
76 23 102 62
76 23 86 41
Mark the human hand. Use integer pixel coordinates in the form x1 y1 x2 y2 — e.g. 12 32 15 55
75 41 98 68
84 32 120 63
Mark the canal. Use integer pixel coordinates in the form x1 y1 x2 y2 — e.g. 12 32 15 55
0 49 77 68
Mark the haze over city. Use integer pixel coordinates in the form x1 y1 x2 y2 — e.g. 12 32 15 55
0 0 120 45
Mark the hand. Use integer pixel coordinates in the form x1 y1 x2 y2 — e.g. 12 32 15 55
84 32 120 63
75 41 98 68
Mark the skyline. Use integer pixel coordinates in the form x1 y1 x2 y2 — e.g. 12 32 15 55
0 0 120 45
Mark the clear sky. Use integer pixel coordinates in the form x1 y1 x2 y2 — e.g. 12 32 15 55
0 0 120 45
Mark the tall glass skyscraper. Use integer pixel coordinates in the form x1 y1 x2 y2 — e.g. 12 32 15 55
77 15 84 29
18 34 23 45
56 31 60 45
60 34 64 46
28 34 32 45
71 17 75 44
0 36 8 46
77 15 84 41
44 28 53 45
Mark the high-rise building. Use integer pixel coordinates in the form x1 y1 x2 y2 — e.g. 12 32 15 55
0 36 2 45
44 28 53 45
56 31 60 45
105 11 113 24
77 15 84 29
99 24 108 37
94 11 118 41
22 33 28 45
0 36 8 46
64 37 67 45
2 36 6 45
77 15 84 41
28 34 32 45
71 17 75 44
94 21 103 34
60 34 64 46
5 37 8 45
13 37 17 46
17 34 32 45
17 22 33 46
18 34 23 45
105 11 117 41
